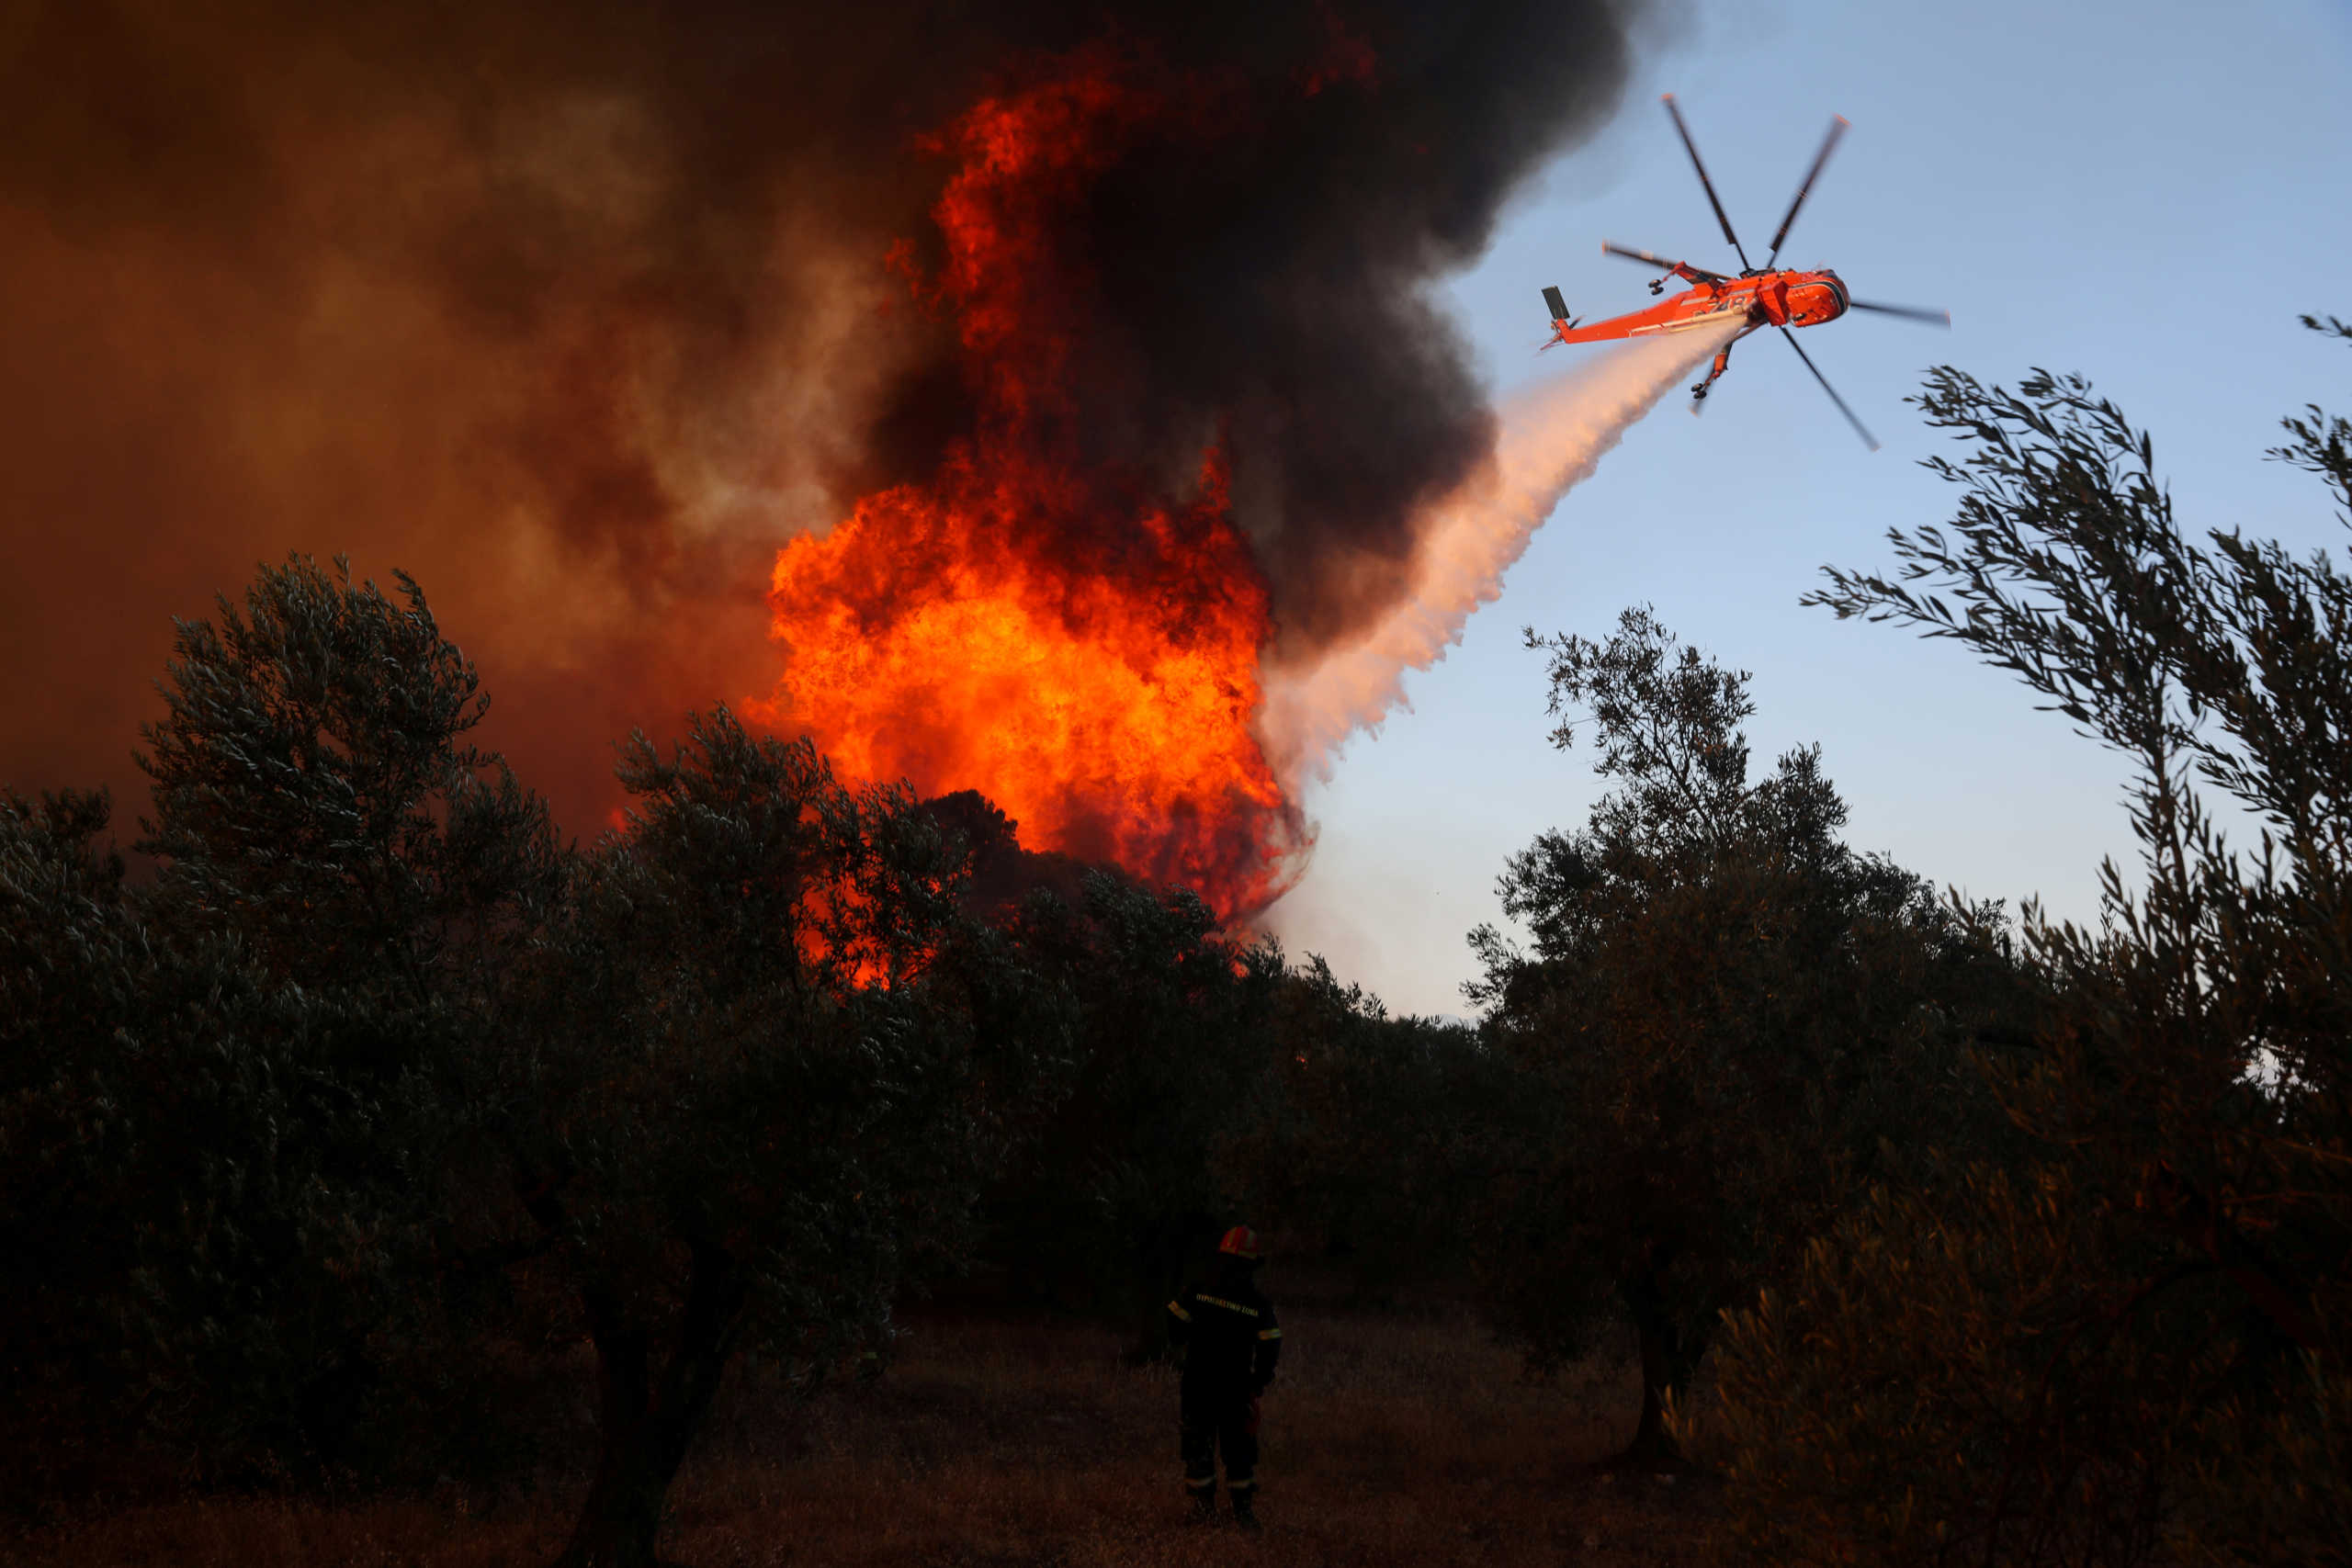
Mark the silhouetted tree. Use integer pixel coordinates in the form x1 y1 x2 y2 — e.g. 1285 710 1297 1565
2 558 1072 1565
1718 316 2352 1563
1 558 563 1483
138 555 560 995
1471 607 2020 1469
492 708 1069 1568
1227 958 1516 1303
979 872 1282 1349
3 788 147 1496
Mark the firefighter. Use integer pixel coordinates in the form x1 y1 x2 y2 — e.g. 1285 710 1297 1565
1166 1224 1281 1529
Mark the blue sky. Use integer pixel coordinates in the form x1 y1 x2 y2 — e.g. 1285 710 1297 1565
1264 0 2352 1017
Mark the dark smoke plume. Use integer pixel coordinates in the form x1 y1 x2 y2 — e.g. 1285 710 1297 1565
0 0 1649 832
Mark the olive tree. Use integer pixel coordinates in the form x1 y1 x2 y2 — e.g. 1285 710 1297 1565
1471 608 2020 1468
1716 316 2352 1563
1226 958 1517 1304
5 557 1069 1563
497 708 1069 1568
978 868 1282 1351
0 558 564 1482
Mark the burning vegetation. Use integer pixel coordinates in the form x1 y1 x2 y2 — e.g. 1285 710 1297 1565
761 59 1301 915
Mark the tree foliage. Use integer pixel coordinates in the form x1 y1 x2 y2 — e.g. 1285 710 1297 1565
1225 959 1515 1303
1472 607 2021 1466
978 866 1281 1344
489 708 1069 1568
138 555 560 992
1 558 1075 1567
6 558 560 1490
1719 316 2352 1564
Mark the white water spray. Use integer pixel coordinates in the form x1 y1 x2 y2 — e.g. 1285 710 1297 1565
1259 318 1745 786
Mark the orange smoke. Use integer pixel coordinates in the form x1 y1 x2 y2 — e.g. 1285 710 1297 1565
763 56 1306 917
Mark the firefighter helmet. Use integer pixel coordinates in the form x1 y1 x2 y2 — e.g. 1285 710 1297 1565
1217 1224 1262 1260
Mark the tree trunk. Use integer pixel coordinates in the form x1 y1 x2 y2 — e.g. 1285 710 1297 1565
554 1243 748 1568
1610 1265 1689 1472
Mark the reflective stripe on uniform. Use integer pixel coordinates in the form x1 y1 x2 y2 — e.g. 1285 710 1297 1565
1167 1301 1193 1322
1196 1294 1259 1316
1257 1327 1282 1339
1226 1477 1258 1491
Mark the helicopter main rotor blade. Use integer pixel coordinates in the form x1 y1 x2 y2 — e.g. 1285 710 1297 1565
1764 115 1848 269
1600 241 1729 284
1662 95 1753 271
1779 327 1879 451
1849 299 1952 327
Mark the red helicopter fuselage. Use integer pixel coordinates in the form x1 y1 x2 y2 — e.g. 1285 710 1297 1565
1551 265 1849 349
1541 96 1948 446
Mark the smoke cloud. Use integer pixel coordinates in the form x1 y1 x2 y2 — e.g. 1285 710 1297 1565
0 0 1652 834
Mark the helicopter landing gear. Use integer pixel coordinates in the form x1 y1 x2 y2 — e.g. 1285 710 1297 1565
1690 342 1735 404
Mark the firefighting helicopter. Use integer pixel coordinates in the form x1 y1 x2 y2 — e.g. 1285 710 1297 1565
1540 96 1949 451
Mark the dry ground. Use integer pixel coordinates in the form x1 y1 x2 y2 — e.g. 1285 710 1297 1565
13 1275 1726 1568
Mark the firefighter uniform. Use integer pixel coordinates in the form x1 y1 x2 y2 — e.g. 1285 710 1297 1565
1168 1229 1281 1525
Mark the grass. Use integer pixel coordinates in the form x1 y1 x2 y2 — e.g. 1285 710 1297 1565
14 1270 1727 1567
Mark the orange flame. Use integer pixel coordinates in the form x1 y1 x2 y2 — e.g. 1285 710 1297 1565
762 54 1306 917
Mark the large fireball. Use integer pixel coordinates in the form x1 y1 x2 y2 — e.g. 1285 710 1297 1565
760 58 1306 917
